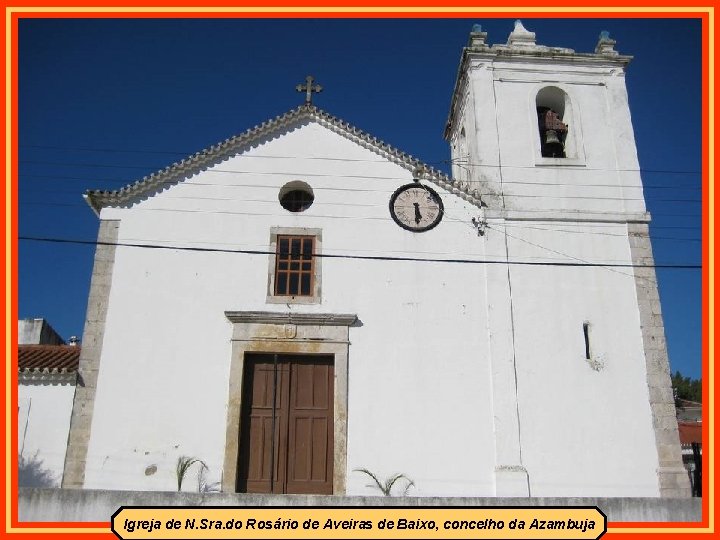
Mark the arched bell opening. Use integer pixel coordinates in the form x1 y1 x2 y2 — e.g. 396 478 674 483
536 87 570 158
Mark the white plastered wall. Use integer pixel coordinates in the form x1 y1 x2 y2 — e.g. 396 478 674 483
448 48 660 495
500 223 659 496
18 381 76 487
82 122 496 495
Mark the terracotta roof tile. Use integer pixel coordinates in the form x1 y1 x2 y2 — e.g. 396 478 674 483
677 421 702 445
18 345 80 373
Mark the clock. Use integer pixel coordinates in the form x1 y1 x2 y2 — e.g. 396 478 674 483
389 182 444 232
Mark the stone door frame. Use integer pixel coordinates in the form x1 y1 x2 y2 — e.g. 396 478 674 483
222 311 356 495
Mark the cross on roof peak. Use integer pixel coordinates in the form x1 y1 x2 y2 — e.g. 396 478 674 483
296 75 323 104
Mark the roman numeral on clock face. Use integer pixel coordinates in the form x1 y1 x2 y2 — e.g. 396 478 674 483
389 183 444 232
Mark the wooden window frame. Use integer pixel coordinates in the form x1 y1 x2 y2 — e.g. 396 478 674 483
267 228 322 305
274 235 315 297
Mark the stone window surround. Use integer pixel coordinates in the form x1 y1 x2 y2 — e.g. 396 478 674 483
222 310 357 495
267 227 322 305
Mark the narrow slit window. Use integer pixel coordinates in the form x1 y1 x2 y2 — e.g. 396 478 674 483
275 235 314 296
583 322 591 360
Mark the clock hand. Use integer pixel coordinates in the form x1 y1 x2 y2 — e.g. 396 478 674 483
413 202 422 224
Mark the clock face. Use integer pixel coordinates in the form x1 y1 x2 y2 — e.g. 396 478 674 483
389 183 444 232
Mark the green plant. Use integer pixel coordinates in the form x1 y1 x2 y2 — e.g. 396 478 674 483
18 452 56 488
197 462 220 493
176 456 206 492
353 468 414 496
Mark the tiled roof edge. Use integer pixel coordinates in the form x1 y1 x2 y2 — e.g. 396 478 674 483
18 368 78 385
85 104 483 212
19 367 78 374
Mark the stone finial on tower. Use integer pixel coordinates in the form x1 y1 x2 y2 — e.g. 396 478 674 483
507 20 537 48
468 24 488 48
595 30 618 56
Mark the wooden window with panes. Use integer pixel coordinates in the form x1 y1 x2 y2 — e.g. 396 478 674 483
275 236 314 296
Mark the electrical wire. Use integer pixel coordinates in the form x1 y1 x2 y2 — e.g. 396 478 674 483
445 157 701 175
19 153 702 181
18 236 701 269
499 223 701 243
14 185 703 233
18 144 703 176
485 223 636 280
16 200 705 224
20 144 193 156
18 171 703 194
17 180 703 204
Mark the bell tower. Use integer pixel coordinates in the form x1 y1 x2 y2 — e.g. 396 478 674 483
445 21 690 498
445 20 646 216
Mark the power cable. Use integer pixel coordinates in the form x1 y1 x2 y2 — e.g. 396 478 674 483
17 236 701 269
18 171 703 192
445 157 701 175
17 181 703 204
16 200 704 221
18 145 703 175
14 187 704 232
500 223 701 243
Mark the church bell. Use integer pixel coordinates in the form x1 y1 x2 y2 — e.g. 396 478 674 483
542 129 564 157
538 107 568 158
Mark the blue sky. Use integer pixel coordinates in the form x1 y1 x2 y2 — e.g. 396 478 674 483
17 17 703 379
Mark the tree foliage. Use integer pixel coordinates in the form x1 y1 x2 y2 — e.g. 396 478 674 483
18 453 57 488
671 371 701 403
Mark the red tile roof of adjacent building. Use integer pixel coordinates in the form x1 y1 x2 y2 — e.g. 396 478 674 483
18 345 80 373
677 421 702 445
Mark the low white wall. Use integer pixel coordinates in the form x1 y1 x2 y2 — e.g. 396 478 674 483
18 382 76 487
19 488 701 523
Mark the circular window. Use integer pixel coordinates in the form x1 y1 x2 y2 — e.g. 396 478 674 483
279 181 314 212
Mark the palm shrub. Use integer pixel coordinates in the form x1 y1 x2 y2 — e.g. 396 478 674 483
353 468 414 496
176 456 207 492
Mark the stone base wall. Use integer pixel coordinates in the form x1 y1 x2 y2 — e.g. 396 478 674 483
18 488 702 523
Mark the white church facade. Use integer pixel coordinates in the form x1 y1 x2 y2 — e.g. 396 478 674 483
62 22 689 498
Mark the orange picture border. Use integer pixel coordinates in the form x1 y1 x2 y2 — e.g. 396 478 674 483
2 3 714 539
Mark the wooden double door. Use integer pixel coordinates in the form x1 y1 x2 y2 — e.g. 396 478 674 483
237 354 334 494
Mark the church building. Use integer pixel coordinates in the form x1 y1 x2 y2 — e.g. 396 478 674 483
62 22 689 498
